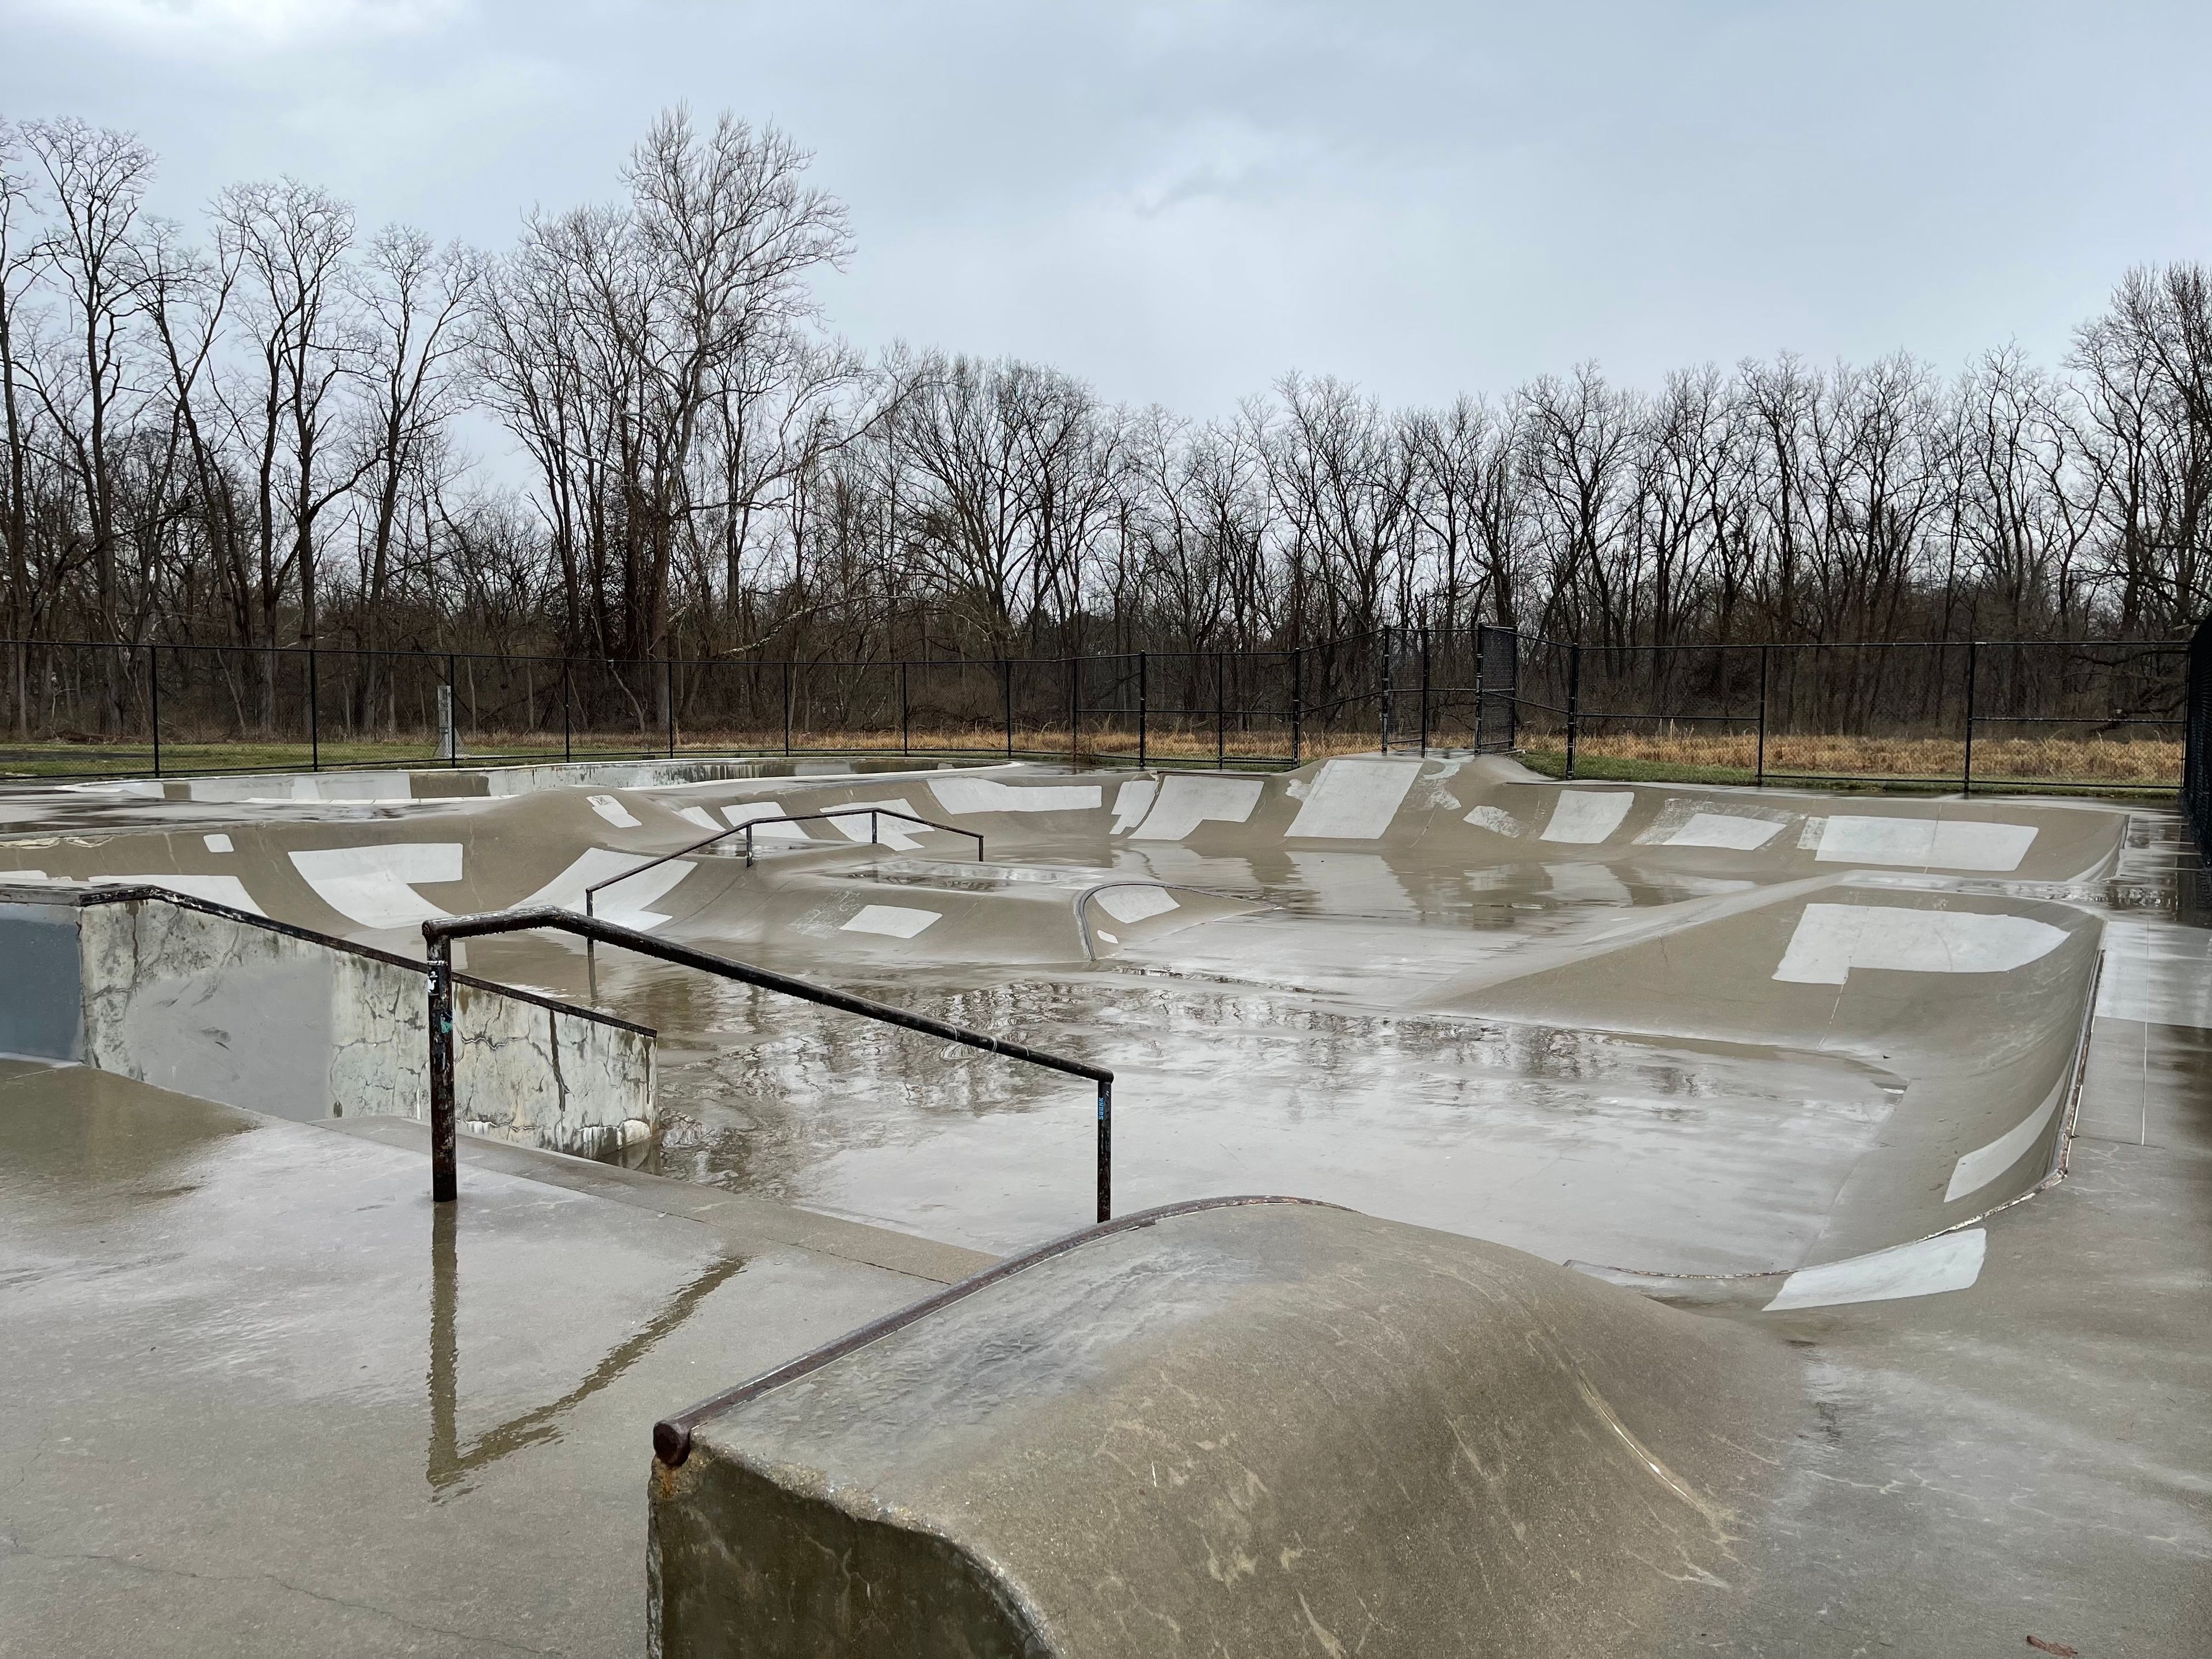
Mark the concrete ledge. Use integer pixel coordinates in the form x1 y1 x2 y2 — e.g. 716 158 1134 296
649 1198 1802 1658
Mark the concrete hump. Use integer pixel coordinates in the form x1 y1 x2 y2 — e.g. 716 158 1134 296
649 1197 1798 1659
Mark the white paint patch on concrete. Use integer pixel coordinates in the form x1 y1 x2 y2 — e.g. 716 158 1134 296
202 834 234 853
1109 780 1158 835
93 874 266 915
1540 790 1635 844
1763 1229 1986 1311
832 800 927 851
1131 774 1265 841
841 904 940 938
1946 1071 2070 1201
930 777 1103 815
1284 757 1422 839
1816 815 2037 872
588 794 642 829
1665 812 1785 851
289 844 463 930
674 806 722 832
1463 805 1524 836
723 801 811 840
1772 903 2070 986
1095 886 1181 923
1545 863 1634 907
518 849 695 929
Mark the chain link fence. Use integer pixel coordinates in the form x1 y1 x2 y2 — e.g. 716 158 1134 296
0 630 2193 797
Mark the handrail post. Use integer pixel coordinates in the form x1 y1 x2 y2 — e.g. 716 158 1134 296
1096 1078 1112 1223
585 887 597 999
427 934 457 1203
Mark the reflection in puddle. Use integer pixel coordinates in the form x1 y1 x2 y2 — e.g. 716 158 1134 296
424 1200 745 1498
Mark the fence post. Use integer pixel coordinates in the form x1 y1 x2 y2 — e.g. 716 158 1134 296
308 643 320 771
426 933 457 1204
1002 657 1013 758
1379 624 1393 754
1216 650 1226 770
1067 656 1079 768
562 661 572 763
782 660 792 756
1418 626 1431 755
1565 642 1582 780
900 660 910 756
1137 651 1148 768
1963 638 1978 796
665 657 676 757
1756 644 1769 787
148 642 162 777
1290 647 1303 763
446 652 459 767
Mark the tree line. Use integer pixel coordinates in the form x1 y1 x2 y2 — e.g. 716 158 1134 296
3 107 2209 683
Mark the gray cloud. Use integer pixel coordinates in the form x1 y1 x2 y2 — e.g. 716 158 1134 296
3 0 2208 418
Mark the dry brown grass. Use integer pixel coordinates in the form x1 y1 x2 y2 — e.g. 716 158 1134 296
1529 726 2181 785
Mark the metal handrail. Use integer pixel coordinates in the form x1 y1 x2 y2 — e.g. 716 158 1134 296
578 806 986 995
581 806 983 919
421 906 1111 1222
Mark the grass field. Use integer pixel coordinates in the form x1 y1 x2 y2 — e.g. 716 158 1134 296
0 722 2182 794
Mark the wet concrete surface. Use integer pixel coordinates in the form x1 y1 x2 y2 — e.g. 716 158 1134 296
0 1064 977 1657
0 760 2206 1653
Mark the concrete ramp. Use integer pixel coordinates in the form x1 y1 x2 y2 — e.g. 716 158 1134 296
649 1197 1800 1658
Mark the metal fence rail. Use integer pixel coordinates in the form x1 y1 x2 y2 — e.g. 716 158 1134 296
0 628 2193 795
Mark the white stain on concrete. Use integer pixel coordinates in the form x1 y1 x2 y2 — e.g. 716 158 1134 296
1540 790 1635 844
674 806 722 832
1284 757 1423 839
930 777 1104 815
833 800 927 851
1815 815 2037 871
724 801 811 840
1110 780 1158 835
519 849 695 929
588 794 642 829
1462 805 1524 836
1772 903 2070 986
289 844 462 930
842 904 940 938
1096 886 1181 923
202 834 234 853
1763 1229 1986 1310
1131 774 1264 841
1945 1071 2070 1201
1665 812 1785 851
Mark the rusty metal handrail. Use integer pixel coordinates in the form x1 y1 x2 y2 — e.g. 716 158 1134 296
421 906 1111 1222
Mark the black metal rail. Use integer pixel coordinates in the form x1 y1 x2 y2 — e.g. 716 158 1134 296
421 906 1112 1220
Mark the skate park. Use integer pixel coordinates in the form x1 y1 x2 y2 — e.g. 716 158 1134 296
3 740 2207 1657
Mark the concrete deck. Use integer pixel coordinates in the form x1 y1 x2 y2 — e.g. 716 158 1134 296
0 1065 987 1657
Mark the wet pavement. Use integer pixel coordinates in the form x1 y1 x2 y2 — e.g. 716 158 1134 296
0 757 2206 1653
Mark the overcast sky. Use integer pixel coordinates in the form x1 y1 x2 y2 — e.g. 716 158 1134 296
3 0 2208 417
